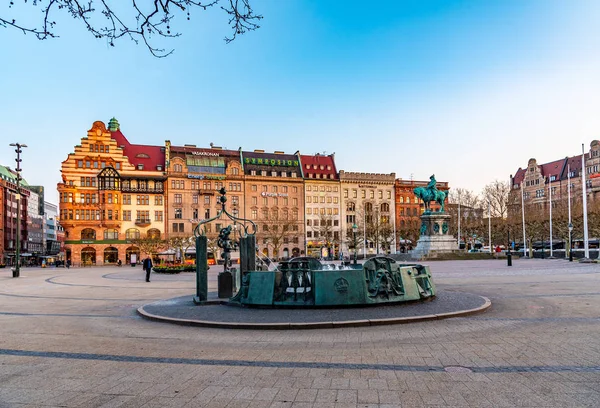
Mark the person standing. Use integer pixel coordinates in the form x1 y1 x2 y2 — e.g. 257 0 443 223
143 257 153 282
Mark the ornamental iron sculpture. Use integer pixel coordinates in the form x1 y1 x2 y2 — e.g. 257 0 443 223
192 188 257 303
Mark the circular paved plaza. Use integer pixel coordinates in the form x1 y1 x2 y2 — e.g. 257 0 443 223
0 259 599 407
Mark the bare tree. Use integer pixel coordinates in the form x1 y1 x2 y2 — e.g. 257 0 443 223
131 236 166 259
3 0 262 57
482 180 510 219
167 235 195 262
257 216 302 260
447 188 483 246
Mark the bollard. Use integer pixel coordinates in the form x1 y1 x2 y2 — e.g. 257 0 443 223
507 250 512 266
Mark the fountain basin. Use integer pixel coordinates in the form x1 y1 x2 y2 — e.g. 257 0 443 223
231 256 435 307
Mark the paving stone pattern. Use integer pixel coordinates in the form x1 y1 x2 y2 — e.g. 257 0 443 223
0 259 599 407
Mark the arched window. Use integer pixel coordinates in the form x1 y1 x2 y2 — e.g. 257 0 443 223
126 246 140 264
380 203 390 212
147 229 161 239
399 197 404 203
104 247 118 264
126 228 140 240
364 202 373 212
81 247 96 265
346 202 355 212
81 228 96 240
174 164 182 172
104 229 119 240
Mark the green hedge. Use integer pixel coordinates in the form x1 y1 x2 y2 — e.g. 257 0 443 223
152 264 196 274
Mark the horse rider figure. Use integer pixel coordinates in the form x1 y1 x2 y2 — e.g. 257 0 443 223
427 174 438 196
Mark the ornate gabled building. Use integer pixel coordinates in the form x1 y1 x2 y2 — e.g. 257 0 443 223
164 142 244 243
299 153 341 258
339 171 396 256
58 119 166 266
241 150 305 259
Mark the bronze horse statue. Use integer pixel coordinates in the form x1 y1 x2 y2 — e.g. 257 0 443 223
414 187 446 212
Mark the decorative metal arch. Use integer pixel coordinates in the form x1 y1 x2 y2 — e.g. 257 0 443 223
193 187 256 239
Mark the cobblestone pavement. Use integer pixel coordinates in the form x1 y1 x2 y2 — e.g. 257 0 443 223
0 259 599 407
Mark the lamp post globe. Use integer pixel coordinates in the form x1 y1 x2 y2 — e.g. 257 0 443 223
352 223 358 265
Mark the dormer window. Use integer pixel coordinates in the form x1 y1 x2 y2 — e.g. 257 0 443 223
156 165 163 171
137 164 144 170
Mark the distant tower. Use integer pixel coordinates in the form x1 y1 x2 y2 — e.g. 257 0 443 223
108 117 120 132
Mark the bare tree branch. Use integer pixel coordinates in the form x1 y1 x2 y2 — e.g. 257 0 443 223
2 0 262 57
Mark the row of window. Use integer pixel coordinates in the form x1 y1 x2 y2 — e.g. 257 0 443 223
251 196 297 206
343 189 393 200
305 164 332 171
173 194 240 205
77 159 120 170
172 163 241 176
80 228 160 240
89 144 110 153
307 231 339 239
306 185 338 192
306 196 339 204
307 208 339 215
249 170 298 177
346 202 391 212
250 185 297 193
306 219 340 227
249 209 299 220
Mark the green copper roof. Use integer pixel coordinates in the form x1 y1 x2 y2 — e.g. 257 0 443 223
0 165 29 186
108 117 120 132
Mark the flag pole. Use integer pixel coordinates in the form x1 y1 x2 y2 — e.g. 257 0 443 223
581 143 590 259
521 182 527 257
549 176 553 257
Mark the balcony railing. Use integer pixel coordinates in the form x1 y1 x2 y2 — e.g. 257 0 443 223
121 186 164 194
135 219 151 226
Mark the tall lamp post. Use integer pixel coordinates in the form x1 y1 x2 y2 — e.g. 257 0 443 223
568 222 573 262
10 143 27 278
352 223 358 265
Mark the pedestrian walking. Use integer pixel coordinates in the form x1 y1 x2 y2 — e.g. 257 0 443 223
143 257 153 282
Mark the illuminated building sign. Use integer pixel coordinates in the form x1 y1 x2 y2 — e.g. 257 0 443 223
244 157 299 167
358 185 377 189
261 192 289 197
187 174 226 180
191 151 219 157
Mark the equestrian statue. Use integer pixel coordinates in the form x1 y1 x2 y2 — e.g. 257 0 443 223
414 174 446 213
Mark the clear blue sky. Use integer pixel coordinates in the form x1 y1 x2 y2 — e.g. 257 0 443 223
2 0 600 204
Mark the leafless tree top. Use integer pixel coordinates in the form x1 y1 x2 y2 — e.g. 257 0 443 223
3 0 262 57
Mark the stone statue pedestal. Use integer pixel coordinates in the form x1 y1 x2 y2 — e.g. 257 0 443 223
411 212 458 259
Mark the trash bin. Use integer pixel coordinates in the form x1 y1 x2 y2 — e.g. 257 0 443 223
218 271 233 298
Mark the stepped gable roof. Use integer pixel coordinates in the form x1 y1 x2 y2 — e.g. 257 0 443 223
513 154 589 185
512 168 526 186
300 154 338 180
561 154 585 180
540 158 567 182
110 127 165 170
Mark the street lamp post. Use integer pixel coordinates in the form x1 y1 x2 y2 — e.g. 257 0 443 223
352 223 358 265
568 222 573 262
9 143 27 278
